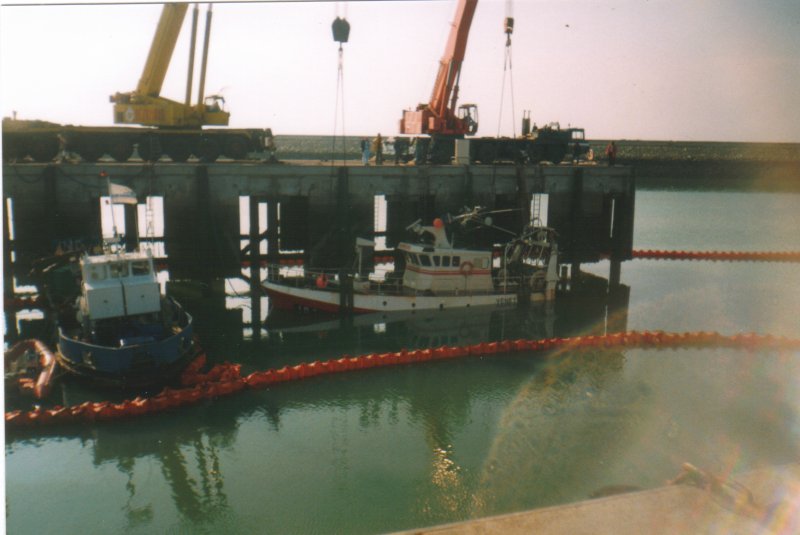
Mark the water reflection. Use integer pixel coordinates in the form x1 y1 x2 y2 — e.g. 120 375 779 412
7 273 632 528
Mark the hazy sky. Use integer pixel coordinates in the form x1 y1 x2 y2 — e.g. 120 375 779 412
2 0 799 142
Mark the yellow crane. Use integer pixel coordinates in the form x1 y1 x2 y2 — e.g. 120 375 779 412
110 3 228 129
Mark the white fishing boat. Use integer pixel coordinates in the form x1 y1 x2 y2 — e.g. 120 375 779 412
262 208 559 314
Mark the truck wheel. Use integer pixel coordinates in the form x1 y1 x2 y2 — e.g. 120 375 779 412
223 136 248 160
198 138 220 163
3 137 24 162
108 138 134 162
165 137 191 163
29 136 59 162
138 136 163 162
527 144 544 164
477 143 497 164
547 146 565 165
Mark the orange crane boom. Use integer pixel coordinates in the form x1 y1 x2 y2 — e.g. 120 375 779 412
400 0 478 137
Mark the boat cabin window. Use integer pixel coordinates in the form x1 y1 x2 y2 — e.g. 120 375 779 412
442 256 451 267
406 253 418 265
131 260 151 276
452 256 461 266
88 265 107 281
419 254 432 267
109 262 129 278
481 258 490 269
433 255 441 267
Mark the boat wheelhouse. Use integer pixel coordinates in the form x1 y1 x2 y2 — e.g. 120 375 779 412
53 249 195 387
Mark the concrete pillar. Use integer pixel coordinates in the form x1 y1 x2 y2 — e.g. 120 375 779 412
248 195 262 339
3 195 19 342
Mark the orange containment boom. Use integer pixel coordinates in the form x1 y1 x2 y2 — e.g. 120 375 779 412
6 331 800 429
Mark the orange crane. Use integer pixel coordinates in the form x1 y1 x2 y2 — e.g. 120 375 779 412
399 0 479 163
400 0 478 138
398 0 588 165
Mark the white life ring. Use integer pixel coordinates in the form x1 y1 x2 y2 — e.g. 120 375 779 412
124 107 135 122
459 261 474 276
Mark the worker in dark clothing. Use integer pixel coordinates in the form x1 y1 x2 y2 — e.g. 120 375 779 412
605 141 617 166
394 137 409 164
360 137 370 165
373 134 384 165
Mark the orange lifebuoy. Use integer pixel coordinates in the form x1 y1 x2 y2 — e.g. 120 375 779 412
459 261 474 276
316 274 328 289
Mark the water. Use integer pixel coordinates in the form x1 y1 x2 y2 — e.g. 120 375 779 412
5 188 800 534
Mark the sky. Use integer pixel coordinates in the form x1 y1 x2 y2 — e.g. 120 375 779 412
1 0 799 143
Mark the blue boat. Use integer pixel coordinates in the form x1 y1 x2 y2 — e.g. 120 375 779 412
44 249 196 388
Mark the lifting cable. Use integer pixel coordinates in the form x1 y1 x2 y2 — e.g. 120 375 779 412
496 1 516 137
6 330 799 429
330 4 350 165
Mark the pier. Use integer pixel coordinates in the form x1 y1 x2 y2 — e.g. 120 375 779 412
3 161 634 276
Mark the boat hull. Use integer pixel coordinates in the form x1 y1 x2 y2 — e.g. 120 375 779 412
56 304 196 388
263 279 548 314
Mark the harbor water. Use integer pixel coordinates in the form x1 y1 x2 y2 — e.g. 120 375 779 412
5 187 800 534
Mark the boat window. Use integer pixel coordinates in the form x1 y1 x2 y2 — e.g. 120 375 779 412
433 255 441 267
88 266 106 281
419 254 432 267
407 253 418 265
452 256 460 266
109 262 129 278
131 260 151 276
442 256 451 267
481 258 490 269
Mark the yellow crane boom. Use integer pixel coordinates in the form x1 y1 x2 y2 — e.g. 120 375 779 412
110 2 228 129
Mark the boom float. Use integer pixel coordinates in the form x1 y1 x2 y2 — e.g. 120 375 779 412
6 331 799 429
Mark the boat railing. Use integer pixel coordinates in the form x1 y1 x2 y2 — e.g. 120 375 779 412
265 263 545 296
265 264 354 287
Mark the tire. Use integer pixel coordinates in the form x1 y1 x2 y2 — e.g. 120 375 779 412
197 137 220 163
29 136 59 162
138 136 162 162
223 136 248 160
76 137 104 162
165 137 191 163
108 138 134 163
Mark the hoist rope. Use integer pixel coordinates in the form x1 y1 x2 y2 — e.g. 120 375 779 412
330 45 347 165
496 44 516 138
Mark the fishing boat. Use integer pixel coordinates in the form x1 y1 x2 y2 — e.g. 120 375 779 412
262 208 560 314
34 247 196 388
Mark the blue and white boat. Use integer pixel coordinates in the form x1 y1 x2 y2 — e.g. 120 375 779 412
49 249 195 388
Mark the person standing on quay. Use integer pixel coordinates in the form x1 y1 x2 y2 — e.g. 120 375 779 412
374 133 384 165
360 137 370 166
605 140 617 166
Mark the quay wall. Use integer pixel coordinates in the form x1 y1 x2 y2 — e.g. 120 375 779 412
3 162 634 282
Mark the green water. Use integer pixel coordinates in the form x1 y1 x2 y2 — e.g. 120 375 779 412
5 190 800 534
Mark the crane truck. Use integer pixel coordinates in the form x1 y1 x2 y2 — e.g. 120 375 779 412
398 0 588 165
3 3 271 164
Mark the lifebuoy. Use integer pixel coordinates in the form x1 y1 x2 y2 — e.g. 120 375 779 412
459 261 474 276
316 274 328 289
